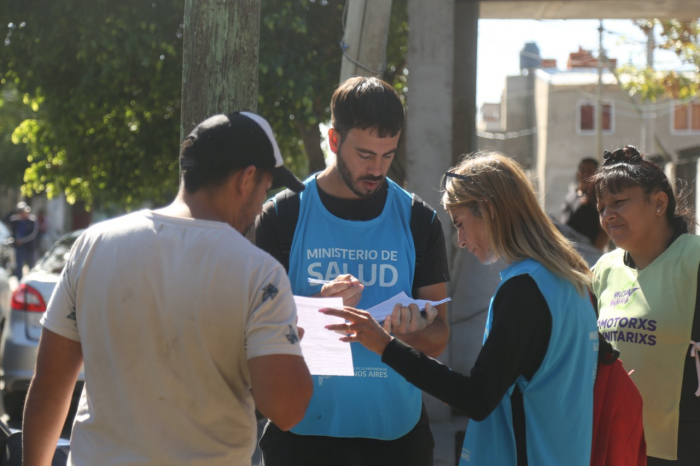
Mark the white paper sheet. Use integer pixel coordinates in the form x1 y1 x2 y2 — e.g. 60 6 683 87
294 296 355 376
364 291 452 322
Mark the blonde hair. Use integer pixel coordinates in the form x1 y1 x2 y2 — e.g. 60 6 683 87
442 151 593 295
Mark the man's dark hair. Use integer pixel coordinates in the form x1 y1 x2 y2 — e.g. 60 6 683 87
330 77 404 140
179 137 268 194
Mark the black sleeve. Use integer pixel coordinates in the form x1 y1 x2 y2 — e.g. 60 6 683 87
413 215 450 289
382 274 552 421
678 262 700 426
253 199 290 271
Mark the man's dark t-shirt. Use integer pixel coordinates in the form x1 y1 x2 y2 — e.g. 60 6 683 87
560 188 600 246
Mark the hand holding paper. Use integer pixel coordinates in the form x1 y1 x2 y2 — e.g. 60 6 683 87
383 302 438 335
364 291 451 322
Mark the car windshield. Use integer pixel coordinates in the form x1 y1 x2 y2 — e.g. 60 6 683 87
34 231 83 274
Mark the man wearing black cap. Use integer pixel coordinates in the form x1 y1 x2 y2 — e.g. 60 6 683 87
22 112 313 466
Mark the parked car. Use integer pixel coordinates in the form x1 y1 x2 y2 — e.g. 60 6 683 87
0 222 13 278
0 230 85 419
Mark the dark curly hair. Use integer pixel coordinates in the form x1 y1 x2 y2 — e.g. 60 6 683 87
590 145 694 231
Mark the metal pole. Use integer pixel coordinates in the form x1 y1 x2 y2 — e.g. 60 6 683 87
596 19 604 162
339 0 393 82
645 23 655 154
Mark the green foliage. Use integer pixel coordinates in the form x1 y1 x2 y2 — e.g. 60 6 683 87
657 20 700 71
0 85 34 186
257 0 344 176
623 19 700 102
258 0 408 175
0 0 184 209
0 0 409 208
382 0 408 103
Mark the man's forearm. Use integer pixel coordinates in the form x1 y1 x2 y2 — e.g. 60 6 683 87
23 328 83 466
22 375 74 466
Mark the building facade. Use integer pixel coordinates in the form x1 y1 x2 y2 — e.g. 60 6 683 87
478 46 700 216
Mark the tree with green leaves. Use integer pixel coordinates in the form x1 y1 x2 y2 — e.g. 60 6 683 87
0 85 34 188
0 1 185 209
621 19 699 102
257 0 407 177
0 0 408 210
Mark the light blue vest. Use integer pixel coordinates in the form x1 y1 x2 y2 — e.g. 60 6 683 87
286 176 422 439
460 259 597 465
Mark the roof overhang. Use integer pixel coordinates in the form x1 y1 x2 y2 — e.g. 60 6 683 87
478 0 700 20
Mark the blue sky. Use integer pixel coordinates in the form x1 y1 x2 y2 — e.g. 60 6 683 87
476 19 692 107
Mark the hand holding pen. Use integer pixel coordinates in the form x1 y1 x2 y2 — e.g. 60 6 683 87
309 275 364 308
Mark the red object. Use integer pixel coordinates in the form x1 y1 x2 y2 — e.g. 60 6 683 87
10 284 47 312
591 356 647 466
568 46 618 69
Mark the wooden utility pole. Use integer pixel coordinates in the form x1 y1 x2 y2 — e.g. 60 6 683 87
180 0 261 140
339 0 393 82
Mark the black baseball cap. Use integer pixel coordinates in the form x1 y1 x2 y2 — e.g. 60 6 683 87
180 112 305 193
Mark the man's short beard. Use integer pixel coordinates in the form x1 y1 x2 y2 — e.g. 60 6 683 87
336 141 385 198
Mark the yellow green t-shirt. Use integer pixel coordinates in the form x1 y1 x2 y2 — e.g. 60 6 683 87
592 234 700 460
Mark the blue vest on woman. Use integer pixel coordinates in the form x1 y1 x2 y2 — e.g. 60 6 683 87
286 176 422 439
460 258 597 465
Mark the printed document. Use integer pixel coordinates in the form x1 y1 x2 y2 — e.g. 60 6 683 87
294 296 355 376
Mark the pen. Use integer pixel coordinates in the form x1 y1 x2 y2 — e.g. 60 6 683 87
308 277 363 288
308 278 334 285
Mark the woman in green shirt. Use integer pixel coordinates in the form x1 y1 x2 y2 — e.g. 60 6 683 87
591 145 700 464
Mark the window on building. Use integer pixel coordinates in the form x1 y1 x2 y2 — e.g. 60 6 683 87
578 102 612 133
672 101 700 133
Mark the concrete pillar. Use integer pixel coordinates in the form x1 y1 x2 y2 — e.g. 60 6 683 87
407 1 505 426
452 0 479 163
406 0 455 423
339 0 393 81
406 0 454 228
446 4 502 416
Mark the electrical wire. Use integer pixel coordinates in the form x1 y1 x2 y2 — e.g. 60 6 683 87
338 0 386 76
477 108 577 140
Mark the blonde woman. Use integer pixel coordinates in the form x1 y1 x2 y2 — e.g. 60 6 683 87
323 152 598 465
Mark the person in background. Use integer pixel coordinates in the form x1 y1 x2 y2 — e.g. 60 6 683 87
323 152 598 465
561 158 609 251
9 201 38 280
22 112 313 466
35 209 50 257
591 145 700 464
